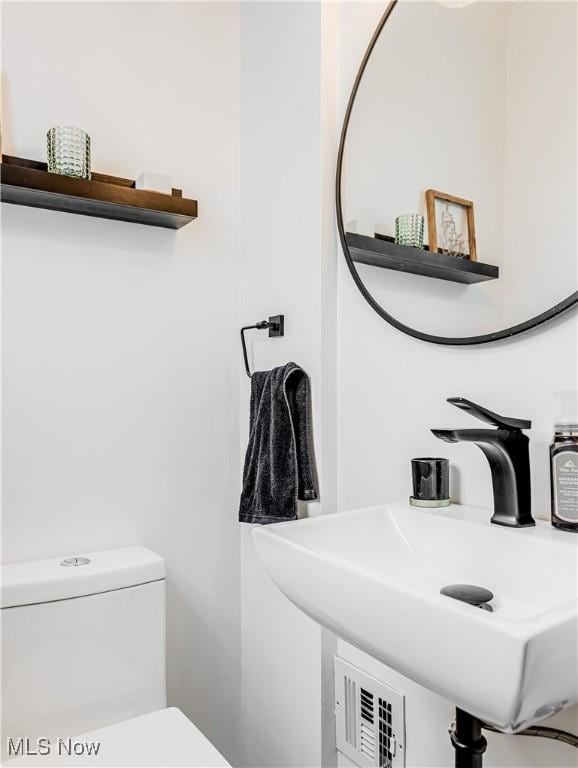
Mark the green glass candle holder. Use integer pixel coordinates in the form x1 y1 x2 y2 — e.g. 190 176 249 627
395 214 424 248
47 126 91 180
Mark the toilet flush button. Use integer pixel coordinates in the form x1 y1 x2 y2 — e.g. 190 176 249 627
60 557 91 567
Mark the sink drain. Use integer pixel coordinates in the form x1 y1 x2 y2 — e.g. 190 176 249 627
440 584 494 612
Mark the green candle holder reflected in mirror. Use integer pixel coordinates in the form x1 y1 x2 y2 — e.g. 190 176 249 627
395 213 424 248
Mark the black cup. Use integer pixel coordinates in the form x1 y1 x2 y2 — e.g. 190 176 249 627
411 458 449 505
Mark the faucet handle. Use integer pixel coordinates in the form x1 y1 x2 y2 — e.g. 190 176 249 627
447 397 531 431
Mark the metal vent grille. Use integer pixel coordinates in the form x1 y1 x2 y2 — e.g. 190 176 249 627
344 676 358 748
379 698 394 768
361 688 374 724
360 721 376 762
360 688 375 761
335 657 405 768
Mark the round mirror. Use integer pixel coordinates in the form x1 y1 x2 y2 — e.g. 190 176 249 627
337 0 578 344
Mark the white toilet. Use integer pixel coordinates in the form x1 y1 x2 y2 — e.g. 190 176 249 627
1 547 230 767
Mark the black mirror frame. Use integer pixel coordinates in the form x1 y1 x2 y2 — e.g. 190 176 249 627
335 0 578 346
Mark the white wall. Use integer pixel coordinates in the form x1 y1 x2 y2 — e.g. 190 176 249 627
502 1 577 320
336 3 578 766
1 3 242 762
239 3 338 766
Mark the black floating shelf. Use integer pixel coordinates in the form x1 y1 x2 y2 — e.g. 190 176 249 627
0 155 197 230
347 232 499 285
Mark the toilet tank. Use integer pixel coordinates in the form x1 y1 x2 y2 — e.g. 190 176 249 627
1 547 166 755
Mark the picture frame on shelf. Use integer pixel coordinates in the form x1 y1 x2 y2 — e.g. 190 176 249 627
425 189 477 261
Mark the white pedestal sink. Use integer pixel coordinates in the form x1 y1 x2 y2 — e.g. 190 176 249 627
252 502 578 732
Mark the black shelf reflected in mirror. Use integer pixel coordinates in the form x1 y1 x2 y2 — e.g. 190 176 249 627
347 232 499 285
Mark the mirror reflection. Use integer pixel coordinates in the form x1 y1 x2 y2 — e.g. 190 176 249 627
343 0 577 338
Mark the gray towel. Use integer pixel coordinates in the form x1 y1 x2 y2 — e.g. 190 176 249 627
239 362 319 524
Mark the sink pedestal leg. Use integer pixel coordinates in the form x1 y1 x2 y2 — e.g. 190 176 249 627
450 709 488 768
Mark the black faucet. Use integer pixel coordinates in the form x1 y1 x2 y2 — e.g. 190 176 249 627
432 397 535 528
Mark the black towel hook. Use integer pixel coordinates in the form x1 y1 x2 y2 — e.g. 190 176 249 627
241 315 285 377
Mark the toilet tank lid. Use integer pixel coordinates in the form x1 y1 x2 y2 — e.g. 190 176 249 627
1 546 165 608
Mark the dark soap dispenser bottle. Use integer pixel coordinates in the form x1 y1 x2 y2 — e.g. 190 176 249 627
550 420 578 531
